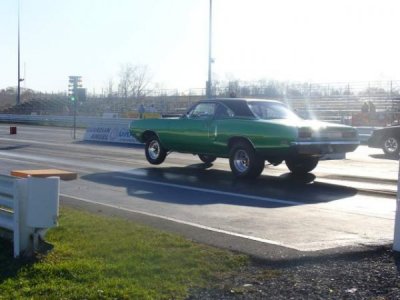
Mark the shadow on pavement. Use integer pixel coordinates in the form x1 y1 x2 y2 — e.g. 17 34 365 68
80 164 358 208
75 140 143 149
369 154 398 161
0 144 31 151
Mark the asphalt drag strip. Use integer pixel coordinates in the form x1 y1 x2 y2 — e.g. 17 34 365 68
60 193 390 263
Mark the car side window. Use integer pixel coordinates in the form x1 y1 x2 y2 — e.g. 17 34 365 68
188 103 216 119
215 104 235 119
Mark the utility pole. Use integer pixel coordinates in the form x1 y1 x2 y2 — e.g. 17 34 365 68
390 81 393 111
206 0 213 98
17 0 21 105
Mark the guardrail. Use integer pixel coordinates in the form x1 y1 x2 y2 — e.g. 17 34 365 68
0 175 59 258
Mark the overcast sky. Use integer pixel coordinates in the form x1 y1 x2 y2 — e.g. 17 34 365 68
1 0 399 93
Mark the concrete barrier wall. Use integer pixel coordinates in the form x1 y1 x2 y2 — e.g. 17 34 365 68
0 114 132 128
84 126 139 144
0 114 376 143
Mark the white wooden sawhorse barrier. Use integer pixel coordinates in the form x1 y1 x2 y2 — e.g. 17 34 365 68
0 175 59 258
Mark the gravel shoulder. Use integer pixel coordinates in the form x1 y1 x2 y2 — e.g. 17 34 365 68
189 245 400 299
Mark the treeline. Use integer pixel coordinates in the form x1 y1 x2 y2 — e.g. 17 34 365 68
2 79 400 105
211 80 400 99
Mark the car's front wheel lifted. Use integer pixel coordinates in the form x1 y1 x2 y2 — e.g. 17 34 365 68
145 136 167 165
198 154 217 164
285 156 319 175
229 142 264 179
383 136 400 157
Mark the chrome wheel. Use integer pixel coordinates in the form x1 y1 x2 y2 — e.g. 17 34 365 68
148 140 160 160
233 149 250 173
229 142 264 178
145 136 166 165
384 137 399 154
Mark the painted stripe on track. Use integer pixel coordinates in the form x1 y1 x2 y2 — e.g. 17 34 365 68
60 193 299 250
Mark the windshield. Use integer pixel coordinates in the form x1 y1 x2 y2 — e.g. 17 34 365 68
248 102 300 120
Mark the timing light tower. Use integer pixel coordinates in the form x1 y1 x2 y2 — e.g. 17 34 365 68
68 76 82 102
68 76 82 140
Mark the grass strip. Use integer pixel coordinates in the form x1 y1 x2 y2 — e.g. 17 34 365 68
0 206 247 299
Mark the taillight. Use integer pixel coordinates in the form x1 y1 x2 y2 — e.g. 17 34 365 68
298 128 312 139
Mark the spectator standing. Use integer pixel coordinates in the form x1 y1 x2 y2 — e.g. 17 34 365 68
138 104 145 119
368 101 376 113
148 104 156 112
361 101 369 113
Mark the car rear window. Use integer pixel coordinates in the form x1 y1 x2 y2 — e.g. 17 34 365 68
248 101 300 120
219 100 255 117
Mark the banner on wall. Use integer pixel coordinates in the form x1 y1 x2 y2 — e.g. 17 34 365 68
84 126 140 144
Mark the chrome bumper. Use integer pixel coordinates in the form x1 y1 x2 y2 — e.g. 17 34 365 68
290 140 360 155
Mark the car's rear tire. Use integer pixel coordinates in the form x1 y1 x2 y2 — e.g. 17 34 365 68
229 142 264 179
198 154 217 164
382 136 400 157
285 156 319 175
145 136 166 165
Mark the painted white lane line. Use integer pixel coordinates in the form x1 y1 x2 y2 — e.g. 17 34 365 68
60 193 298 250
115 174 303 206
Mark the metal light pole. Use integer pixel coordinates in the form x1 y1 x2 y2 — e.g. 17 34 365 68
17 0 21 105
206 0 213 98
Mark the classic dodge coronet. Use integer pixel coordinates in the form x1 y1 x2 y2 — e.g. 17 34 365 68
130 98 359 178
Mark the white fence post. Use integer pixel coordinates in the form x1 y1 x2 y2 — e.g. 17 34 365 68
15 177 34 257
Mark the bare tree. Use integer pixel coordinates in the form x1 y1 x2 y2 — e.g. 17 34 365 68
107 77 114 98
132 65 151 98
118 64 133 99
118 63 151 99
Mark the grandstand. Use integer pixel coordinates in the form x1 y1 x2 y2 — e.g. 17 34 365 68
1 97 71 115
1 81 399 126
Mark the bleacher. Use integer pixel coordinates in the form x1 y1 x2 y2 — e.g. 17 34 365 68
1 97 72 116
1 91 398 125
284 96 395 123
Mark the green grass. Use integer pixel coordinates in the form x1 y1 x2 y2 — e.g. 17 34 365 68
0 207 247 299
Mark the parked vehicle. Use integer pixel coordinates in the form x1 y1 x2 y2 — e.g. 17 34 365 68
130 98 360 178
368 125 400 157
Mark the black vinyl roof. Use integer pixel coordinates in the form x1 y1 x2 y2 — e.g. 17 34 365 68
199 98 281 117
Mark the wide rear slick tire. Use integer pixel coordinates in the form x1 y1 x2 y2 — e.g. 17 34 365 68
198 154 217 164
285 156 319 175
229 142 264 179
145 136 167 165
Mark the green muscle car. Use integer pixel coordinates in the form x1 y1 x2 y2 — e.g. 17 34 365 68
130 98 359 178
